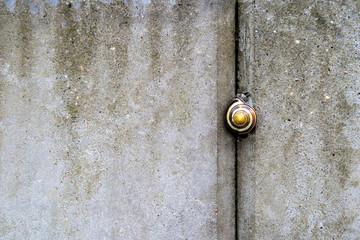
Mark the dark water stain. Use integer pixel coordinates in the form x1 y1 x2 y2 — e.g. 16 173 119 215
103 1 130 89
0 2 34 153
0 6 14 152
53 1 100 123
321 91 356 189
172 0 196 63
310 6 341 38
52 1 103 205
311 9 327 28
316 90 357 235
146 0 165 80
161 0 197 129
14 1 34 81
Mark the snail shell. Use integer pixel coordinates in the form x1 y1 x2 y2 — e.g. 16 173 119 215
225 96 257 135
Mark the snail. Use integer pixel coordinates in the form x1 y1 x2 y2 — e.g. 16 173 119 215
225 93 257 135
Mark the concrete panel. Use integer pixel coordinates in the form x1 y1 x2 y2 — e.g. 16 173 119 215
216 2 236 240
238 0 360 239
0 1 235 239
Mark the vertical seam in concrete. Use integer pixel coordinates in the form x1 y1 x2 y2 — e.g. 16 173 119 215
234 1 240 239
216 1 236 239
234 0 240 96
234 139 239 240
238 1 255 94
237 1 256 239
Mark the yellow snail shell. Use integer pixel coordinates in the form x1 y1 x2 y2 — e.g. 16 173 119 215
225 96 257 135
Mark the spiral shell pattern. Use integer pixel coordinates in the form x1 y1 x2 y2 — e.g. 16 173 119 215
225 97 257 135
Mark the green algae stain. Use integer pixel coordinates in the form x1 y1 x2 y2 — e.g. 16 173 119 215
53 1 100 121
10 1 34 81
51 2 105 215
147 1 166 80
101 1 131 92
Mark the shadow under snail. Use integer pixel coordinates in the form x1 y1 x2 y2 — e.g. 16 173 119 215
225 93 257 136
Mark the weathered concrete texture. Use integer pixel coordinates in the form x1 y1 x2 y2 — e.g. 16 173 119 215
215 2 236 240
238 0 360 239
0 1 235 239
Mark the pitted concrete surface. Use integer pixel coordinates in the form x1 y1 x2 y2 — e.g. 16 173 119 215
0 1 235 239
238 1 360 239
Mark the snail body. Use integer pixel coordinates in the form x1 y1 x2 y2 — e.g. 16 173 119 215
225 95 257 135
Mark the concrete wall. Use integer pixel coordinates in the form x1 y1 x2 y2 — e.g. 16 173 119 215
1 0 360 239
238 0 360 239
0 1 236 239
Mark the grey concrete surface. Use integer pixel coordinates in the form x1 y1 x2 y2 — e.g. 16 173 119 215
216 2 236 240
0 0 236 239
238 0 360 239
